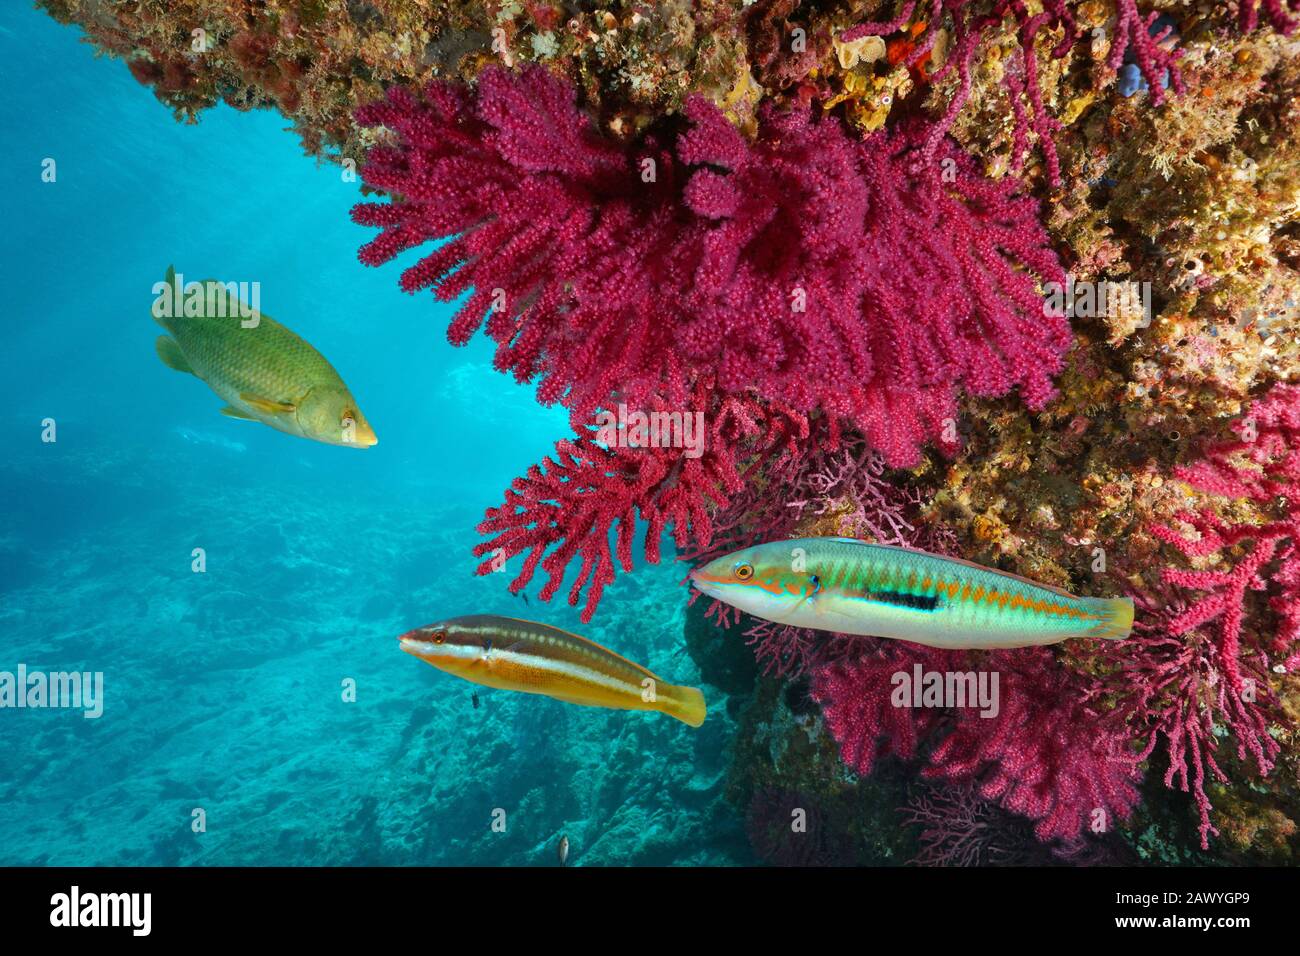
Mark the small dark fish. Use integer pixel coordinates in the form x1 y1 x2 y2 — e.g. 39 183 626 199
557 835 569 866
471 692 480 710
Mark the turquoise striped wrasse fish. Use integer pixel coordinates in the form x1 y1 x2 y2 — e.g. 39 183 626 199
689 538 1133 650
399 615 707 727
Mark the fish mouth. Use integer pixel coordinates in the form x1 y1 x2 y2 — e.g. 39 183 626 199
688 568 722 599
398 635 433 656
349 428 378 448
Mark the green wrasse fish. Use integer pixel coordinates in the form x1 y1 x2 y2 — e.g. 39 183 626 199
398 615 707 727
690 538 1133 650
151 266 377 448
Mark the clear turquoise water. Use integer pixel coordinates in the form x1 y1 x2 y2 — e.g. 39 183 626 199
0 7 744 865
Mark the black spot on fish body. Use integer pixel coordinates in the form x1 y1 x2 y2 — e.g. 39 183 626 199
863 590 940 612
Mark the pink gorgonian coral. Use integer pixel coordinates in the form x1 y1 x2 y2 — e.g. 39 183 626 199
900 781 1045 866
1087 593 1282 849
812 643 1142 844
1152 383 1300 682
352 64 1069 616
1138 384 1300 845
474 384 809 621
921 648 1142 843
811 640 966 778
353 65 1069 467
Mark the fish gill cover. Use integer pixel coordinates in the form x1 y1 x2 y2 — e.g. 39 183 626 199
23 0 1300 868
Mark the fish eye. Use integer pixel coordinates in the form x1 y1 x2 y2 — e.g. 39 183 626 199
734 563 754 581
428 628 446 645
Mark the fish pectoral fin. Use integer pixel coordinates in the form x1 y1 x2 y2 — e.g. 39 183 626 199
219 405 259 421
240 393 297 415
155 336 195 375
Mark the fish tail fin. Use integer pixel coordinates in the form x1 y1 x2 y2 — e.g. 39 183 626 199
1084 596 1134 640
662 684 707 728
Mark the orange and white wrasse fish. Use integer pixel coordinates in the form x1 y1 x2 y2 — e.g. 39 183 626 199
398 615 707 727
690 537 1133 650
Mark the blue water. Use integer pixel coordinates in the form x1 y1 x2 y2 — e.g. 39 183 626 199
0 7 744 865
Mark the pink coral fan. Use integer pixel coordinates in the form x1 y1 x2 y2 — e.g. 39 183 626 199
352 68 678 415
901 781 1046 866
921 648 1142 843
672 100 1070 465
353 65 1068 616
812 643 1141 844
1152 384 1300 679
742 620 857 679
1088 594 1281 849
811 640 964 777
474 385 808 621
1139 384 1300 845
354 66 1068 468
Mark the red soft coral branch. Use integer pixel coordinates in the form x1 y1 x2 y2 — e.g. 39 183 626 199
1086 592 1282 849
921 649 1142 843
811 641 964 776
1136 384 1300 846
812 643 1142 845
474 386 808 621
1240 0 1300 34
1153 384 1300 677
